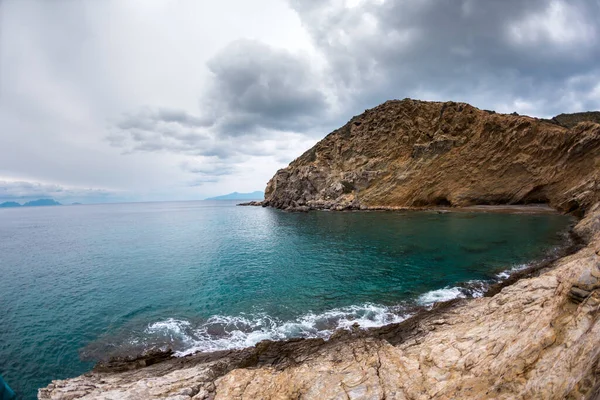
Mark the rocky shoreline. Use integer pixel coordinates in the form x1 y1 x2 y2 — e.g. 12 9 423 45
39 206 600 399
40 100 600 399
239 202 561 215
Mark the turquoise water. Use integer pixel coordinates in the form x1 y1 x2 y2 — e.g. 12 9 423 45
0 201 572 399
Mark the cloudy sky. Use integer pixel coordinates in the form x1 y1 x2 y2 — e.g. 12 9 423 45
1 0 599 203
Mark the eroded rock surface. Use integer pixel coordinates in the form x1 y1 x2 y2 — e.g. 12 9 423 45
263 99 600 213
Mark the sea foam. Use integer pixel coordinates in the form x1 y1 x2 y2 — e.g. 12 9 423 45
146 278 504 356
417 287 466 305
145 303 409 357
140 262 541 357
496 263 529 279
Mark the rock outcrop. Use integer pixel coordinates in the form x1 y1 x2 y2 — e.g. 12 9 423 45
553 111 600 129
40 100 600 399
263 99 600 214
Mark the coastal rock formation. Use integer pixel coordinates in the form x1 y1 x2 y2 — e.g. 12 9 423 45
553 111 600 129
40 101 600 399
263 99 600 214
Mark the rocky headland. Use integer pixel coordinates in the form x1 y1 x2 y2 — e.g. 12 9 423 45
41 100 600 399
262 99 600 215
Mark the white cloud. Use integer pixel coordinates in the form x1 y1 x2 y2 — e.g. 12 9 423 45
507 1 597 49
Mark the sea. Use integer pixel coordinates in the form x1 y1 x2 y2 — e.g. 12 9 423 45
0 200 573 399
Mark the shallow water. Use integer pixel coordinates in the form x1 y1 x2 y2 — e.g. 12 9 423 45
0 201 572 399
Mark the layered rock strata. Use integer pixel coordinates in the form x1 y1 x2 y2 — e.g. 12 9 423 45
263 99 600 214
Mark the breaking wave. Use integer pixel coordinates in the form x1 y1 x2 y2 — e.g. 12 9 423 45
145 279 494 357
495 263 529 279
145 303 410 356
417 279 488 306
95 261 549 359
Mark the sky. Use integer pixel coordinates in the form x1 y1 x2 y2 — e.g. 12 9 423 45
1 0 599 203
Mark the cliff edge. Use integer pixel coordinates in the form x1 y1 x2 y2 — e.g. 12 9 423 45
264 99 600 215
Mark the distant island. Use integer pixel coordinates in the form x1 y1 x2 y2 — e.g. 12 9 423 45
0 201 21 208
205 191 264 201
0 199 62 208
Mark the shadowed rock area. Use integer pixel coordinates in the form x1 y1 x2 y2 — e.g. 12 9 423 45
40 100 600 399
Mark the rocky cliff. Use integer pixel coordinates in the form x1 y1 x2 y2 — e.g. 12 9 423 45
553 111 600 129
264 99 600 215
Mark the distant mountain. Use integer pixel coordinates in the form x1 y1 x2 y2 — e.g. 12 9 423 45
0 201 22 208
0 199 62 208
24 199 61 207
205 191 264 201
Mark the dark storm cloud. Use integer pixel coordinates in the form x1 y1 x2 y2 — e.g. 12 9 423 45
288 0 600 116
203 39 329 135
116 107 214 131
108 115 291 160
109 39 329 157
108 108 230 157
110 0 600 171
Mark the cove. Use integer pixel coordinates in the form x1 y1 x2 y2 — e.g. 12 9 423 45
0 201 573 399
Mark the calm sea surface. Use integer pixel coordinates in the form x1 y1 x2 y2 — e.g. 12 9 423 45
0 201 573 399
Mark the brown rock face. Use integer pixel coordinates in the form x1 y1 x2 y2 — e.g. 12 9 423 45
264 99 600 214
553 111 600 129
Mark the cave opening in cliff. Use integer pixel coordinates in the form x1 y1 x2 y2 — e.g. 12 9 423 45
432 197 452 207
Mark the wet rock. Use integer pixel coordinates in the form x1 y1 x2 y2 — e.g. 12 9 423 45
94 349 174 373
237 201 263 206
285 205 310 212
